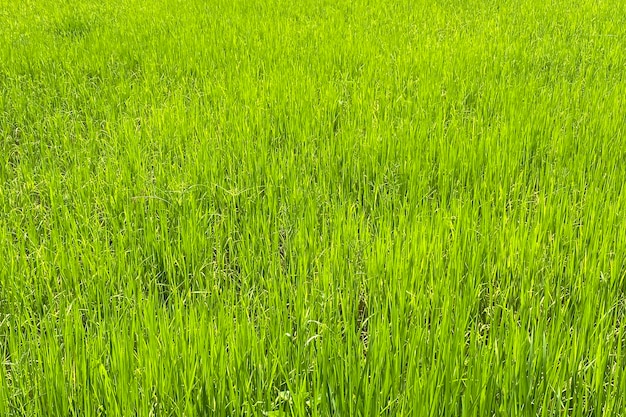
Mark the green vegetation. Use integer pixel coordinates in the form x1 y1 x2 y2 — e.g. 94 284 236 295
1 0 625 415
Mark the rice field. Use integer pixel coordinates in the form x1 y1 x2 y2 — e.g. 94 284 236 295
1 0 626 415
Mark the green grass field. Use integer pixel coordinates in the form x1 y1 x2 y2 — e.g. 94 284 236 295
1 0 626 415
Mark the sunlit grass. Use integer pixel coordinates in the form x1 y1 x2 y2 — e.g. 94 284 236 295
1 0 626 415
